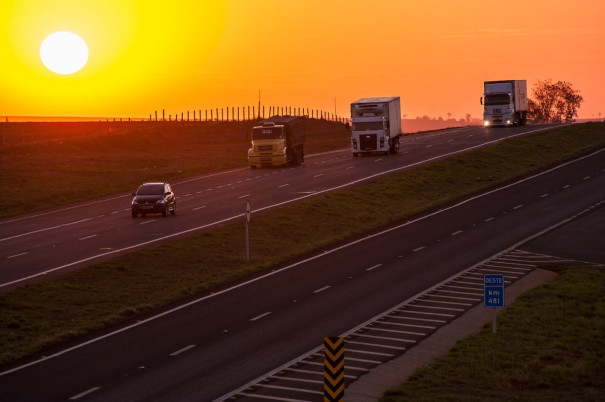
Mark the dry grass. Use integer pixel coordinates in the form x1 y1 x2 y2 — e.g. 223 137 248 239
1 123 603 366
0 119 351 218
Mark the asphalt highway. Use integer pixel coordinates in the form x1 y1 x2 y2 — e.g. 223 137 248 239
1 123 557 290
2 124 603 401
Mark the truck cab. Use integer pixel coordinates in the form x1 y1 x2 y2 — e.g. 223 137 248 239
351 116 389 154
248 117 305 168
350 97 401 156
481 80 528 127
482 92 515 127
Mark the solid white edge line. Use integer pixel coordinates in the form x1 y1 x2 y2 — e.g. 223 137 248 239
1 125 570 287
1 130 599 377
0 127 566 227
215 197 605 402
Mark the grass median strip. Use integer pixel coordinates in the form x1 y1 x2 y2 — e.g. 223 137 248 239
1 123 604 365
380 264 605 401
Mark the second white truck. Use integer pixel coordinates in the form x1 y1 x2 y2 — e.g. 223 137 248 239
481 80 528 127
350 97 402 156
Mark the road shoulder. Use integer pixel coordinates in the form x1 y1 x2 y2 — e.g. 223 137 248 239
346 268 559 401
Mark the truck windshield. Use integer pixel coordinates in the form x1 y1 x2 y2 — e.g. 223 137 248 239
352 121 383 131
484 94 510 106
253 127 283 140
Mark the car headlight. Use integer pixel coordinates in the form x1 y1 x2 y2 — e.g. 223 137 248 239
484 120 490 127
157 199 166 204
132 198 139 205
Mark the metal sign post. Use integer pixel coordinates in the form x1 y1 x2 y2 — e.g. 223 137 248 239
245 200 251 263
484 274 504 333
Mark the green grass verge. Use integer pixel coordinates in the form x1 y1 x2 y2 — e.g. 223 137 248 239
0 119 351 218
0 123 604 365
380 264 605 401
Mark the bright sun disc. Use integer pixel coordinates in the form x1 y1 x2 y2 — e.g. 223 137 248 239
40 31 88 75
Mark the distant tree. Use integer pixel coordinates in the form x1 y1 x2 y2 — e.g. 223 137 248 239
466 113 471 123
528 79 583 122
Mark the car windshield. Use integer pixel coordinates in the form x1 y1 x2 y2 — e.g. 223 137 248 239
484 94 510 106
253 126 283 140
137 184 165 195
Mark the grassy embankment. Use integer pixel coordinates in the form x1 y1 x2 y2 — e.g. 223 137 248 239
0 122 604 367
0 119 350 218
381 264 605 402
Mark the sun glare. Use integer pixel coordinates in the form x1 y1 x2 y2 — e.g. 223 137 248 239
40 31 88 75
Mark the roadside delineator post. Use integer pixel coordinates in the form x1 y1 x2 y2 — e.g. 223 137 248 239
324 337 344 401
245 200 251 263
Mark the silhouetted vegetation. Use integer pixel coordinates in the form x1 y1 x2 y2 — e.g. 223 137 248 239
528 79 584 123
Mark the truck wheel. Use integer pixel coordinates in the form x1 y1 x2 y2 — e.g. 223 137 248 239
353 152 358 157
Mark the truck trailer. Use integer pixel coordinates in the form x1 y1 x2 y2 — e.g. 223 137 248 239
350 97 402 156
481 80 528 127
248 116 306 168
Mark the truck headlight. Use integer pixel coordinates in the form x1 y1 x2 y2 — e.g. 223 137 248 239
484 120 490 127
506 119 511 125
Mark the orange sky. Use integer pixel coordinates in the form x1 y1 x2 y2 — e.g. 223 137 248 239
1 0 604 120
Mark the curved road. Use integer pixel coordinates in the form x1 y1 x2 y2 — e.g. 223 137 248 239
1 124 557 290
2 124 603 401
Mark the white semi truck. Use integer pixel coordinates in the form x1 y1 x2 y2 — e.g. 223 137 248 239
350 97 402 156
481 80 528 127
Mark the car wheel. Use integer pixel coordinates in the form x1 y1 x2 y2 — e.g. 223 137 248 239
171 203 176 216
162 205 168 217
132 210 137 218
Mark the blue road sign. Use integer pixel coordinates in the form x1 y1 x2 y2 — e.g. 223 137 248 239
484 274 504 308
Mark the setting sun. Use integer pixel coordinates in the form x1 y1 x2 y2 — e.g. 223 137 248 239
40 31 88 75
0 0 603 119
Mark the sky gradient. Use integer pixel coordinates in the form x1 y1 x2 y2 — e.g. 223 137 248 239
2 0 604 120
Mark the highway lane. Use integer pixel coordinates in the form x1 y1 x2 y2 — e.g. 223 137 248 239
1 142 602 401
0 123 558 290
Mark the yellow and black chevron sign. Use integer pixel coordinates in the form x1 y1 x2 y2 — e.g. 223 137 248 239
324 336 344 401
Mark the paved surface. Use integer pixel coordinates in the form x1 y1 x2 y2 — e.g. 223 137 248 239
346 268 559 401
346 203 604 401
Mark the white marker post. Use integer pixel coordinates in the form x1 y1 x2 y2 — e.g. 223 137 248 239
245 200 251 263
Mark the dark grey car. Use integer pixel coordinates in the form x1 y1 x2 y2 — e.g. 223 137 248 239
131 182 176 218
